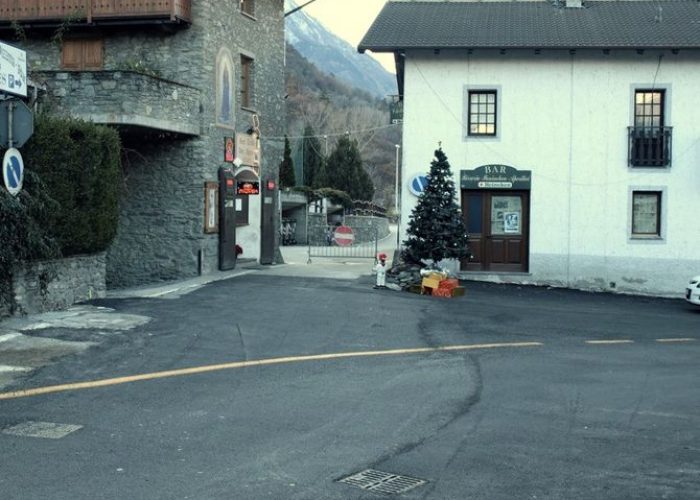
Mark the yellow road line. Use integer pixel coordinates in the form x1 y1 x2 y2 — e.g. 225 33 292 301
0 342 542 401
585 340 634 345
656 338 696 343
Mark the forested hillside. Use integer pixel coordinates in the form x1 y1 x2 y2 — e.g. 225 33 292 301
285 43 401 211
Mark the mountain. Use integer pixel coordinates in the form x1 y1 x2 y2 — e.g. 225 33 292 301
284 0 397 98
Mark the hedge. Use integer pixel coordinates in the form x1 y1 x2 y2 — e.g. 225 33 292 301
20 114 122 255
1 115 121 315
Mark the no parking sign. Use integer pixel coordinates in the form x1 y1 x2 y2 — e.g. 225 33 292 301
3 147 24 196
409 173 429 196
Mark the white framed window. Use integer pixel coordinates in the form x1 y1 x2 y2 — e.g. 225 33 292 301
628 187 667 242
463 85 501 141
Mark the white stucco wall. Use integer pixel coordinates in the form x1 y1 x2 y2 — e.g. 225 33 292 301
400 49 700 296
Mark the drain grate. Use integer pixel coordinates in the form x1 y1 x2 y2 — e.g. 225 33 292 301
2 421 83 439
338 469 428 495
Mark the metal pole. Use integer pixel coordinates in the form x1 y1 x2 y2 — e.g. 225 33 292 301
7 101 15 148
395 144 401 250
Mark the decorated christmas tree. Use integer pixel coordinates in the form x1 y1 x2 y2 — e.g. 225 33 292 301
403 148 469 265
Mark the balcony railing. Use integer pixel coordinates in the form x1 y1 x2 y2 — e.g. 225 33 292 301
628 126 672 167
0 0 191 25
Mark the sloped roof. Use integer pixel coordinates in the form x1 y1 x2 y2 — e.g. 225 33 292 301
358 1 700 51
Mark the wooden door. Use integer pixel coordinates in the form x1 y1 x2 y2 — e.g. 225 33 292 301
461 190 529 272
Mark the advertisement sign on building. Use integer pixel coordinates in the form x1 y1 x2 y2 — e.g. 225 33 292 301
0 42 27 97
235 133 260 175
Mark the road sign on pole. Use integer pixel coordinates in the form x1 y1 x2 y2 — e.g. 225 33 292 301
0 41 27 97
3 147 24 196
334 225 355 246
0 98 34 148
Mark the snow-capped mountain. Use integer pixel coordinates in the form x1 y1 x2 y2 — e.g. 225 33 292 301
285 0 397 98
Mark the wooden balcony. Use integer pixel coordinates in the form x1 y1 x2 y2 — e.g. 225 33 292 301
0 0 191 26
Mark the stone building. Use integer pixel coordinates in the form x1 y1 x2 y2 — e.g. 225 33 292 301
361 0 700 296
0 0 285 288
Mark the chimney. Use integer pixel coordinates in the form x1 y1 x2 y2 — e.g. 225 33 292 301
565 0 583 7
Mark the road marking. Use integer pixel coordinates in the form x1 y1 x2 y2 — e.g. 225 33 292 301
585 340 634 345
656 338 696 343
0 342 542 401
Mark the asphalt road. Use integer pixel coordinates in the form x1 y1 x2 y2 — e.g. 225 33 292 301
1 272 699 499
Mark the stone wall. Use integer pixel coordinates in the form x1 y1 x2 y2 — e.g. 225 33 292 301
39 70 201 135
7 254 106 317
14 0 286 288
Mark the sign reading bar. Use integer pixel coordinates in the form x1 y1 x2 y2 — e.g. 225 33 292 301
0 42 27 97
237 181 260 195
461 165 531 190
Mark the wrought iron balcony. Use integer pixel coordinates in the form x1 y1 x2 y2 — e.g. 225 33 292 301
0 0 191 26
628 126 672 167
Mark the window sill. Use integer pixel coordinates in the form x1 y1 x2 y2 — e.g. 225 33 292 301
241 106 257 114
241 11 257 21
463 134 500 142
629 235 664 242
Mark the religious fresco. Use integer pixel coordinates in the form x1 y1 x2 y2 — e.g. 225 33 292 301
215 47 235 128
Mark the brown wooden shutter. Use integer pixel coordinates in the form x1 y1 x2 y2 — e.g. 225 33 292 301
83 39 104 70
61 38 104 70
61 40 83 69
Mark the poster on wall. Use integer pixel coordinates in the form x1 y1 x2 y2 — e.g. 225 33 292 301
503 212 520 234
224 137 234 162
204 182 219 233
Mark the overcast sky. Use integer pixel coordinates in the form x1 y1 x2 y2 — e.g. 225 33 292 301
294 0 395 73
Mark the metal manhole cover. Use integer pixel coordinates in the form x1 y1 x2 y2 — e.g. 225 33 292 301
2 421 83 439
338 469 428 495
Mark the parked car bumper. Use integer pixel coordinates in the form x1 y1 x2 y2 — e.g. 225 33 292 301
686 276 700 306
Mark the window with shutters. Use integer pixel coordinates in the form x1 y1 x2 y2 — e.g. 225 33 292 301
62 39 104 70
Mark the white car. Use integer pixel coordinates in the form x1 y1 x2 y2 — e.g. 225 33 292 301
686 275 700 306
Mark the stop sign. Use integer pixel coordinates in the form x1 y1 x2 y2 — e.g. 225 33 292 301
333 225 355 246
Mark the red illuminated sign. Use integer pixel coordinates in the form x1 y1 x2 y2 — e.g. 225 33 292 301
237 181 260 195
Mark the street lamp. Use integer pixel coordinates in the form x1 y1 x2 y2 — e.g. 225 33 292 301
395 144 401 249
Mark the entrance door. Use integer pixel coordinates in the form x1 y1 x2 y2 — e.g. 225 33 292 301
461 190 529 272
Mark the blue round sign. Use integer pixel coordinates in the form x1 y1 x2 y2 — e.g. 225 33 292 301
3 148 24 197
409 174 429 196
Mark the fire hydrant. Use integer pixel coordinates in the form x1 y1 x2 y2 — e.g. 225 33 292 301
374 252 388 288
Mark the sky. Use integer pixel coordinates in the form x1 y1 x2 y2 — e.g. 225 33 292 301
293 0 395 73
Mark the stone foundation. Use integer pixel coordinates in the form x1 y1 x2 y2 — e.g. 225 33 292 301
4 254 107 318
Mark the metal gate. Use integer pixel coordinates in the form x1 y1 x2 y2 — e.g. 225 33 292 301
307 224 379 263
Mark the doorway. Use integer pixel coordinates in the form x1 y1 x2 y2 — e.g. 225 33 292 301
461 190 529 272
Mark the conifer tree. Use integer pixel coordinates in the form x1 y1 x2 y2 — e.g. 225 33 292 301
403 148 469 264
326 135 374 201
302 125 324 188
279 136 296 188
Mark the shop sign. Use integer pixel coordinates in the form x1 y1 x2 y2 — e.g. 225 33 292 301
235 133 260 174
237 181 260 195
389 98 403 124
461 165 531 190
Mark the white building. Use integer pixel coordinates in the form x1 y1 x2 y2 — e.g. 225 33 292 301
360 0 700 296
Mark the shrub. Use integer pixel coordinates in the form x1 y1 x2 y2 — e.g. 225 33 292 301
21 114 122 255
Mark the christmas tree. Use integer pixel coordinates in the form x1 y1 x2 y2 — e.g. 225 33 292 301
403 148 469 265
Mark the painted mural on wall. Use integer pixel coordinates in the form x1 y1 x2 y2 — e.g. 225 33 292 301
215 47 235 128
